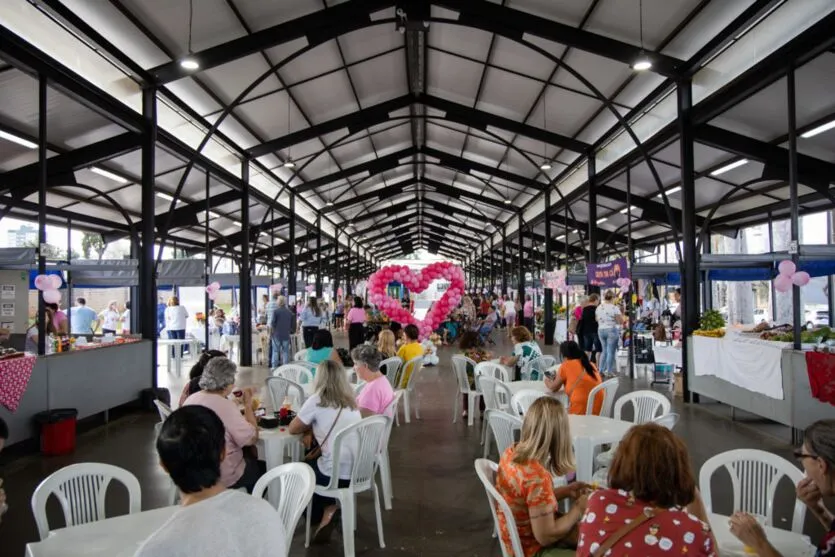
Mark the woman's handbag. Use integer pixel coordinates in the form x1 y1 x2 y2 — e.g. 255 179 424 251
303 408 343 462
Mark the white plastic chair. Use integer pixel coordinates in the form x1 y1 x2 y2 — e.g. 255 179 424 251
451 355 481 426
525 355 558 381
294 348 309 362
699 449 807 533
485 410 523 459
378 390 405 510
304 416 388 556
274 363 314 385
291 359 318 373
511 389 548 416
252 463 316 555
653 412 680 429
477 376 513 457
474 361 510 383
152 399 172 421
291 333 306 356
266 376 306 410
31 463 142 540
474 459 525 557
353 381 366 396
380 356 403 388
585 377 619 416
396 355 424 424
596 390 671 467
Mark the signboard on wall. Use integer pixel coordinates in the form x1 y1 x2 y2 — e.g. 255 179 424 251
587 257 629 288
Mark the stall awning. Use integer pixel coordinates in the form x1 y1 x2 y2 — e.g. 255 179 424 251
159 260 206 287
70 259 138 287
0 248 36 268
209 274 275 288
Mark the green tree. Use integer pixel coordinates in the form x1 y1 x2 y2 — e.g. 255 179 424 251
23 240 65 260
81 232 107 260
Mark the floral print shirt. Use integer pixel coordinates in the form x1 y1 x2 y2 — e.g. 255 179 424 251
576 488 716 557
818 519 835 557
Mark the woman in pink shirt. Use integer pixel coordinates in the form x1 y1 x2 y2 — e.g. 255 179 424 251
351 345 395 416
523 294 534 332
183 357 263 492
344 296 366 350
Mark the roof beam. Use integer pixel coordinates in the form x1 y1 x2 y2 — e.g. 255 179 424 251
2 132 140 198
422 146 544 191
695 124 835 190
205 216 290 251
434 0 684 77
422 177 509 212
293 147 416 194
349 199 415 224
322 177 417 214
249 94 413 158
546 208 629 246
149 0 395 83
423 95 589 153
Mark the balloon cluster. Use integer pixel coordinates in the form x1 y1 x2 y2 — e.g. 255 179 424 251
305 284 315 293
206 281 221 301
34 274 63 304
615 277 632 292
367 261 465 340
774 260 810 293
269 283 283 294
552 269 569 294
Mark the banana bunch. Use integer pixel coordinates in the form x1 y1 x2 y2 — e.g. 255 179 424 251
693 328 725 338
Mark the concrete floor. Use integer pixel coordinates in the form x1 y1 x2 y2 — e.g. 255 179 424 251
0 332 828 556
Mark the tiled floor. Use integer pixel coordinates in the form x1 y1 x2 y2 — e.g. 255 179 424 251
0 332 827 556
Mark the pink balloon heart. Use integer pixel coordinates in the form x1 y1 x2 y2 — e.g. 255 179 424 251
367 261 465 340
792 271 810 287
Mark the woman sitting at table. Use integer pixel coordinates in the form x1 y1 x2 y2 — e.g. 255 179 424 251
307 329 341 367
495 397 588 557
499 326 542 381
577 423 716 556
352 345 395 417
544 340 602 415
178 349 226 407
182 357 263 493
458 331 490 417
289 359 362 543
396 324 424 387
729 419 835 557
377 329 397 360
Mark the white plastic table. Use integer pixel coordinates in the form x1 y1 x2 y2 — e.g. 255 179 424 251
507 380 548 395
568 414 635 482
653 345 683 367
708 513 815 557
158 338 199 377
222 334 241 363
257 426 302 506
25 506 179 557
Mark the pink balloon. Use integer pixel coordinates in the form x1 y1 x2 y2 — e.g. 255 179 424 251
42 289 61 304
34 274 50 291
48 274 63 289
774 274 792 293
208 290 218 301
791 271 810 287
778 260 796 277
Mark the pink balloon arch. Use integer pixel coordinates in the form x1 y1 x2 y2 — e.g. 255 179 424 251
366 262 465 340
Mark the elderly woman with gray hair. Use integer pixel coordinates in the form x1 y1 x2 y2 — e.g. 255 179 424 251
182 357 264 492
352 345 395 417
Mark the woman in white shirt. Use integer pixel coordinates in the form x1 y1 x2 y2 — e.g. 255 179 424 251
165 296 189 357
595 290 623 375
99 300 120 335
503 296 517 338
289 359 362 543
120 301 131 334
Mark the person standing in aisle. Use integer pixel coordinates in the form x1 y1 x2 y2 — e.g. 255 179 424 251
523 294 534 332
99 300 120 335
503 295 517 338
299 297 323 348
344 296 366 350
577 293 601 367
120 301 131 335
69 297 98 335
165 296 189 357
269 296 294 367
596 290 623 376
157 296 167 336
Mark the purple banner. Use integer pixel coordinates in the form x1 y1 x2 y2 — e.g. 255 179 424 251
587 257 629 287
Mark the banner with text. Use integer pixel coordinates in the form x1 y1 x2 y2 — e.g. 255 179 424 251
587 257 629 287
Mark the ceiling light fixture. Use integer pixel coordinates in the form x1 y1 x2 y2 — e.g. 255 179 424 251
179 0 199 71
540 162 552 171
0 129 37 149
631 0 652 71
619 205 638 214
232 221 243 227
156 192 175 201
654 186 682 199
710 159 748 176
596 217 608 224
207 211 221 219
801 119 835 138
556 234 566 240
504 198 512 205
179 57 199 70
327 201 334 206
90 166 129 184
282 158 296 169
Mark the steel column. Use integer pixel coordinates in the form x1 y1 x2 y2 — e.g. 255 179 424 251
768 212 776 322
346 239 352 297
626 167 634 379
316 215 323 298
587 155 599 294
37 76 47 355
204 172 211 347
490 236 495 295
788 69 801 351
517 215 524 311
501 229 507 295
288 195 297 307
141 87 158 383
239 159 252 366
678 79 698 404
543 190 554 344
333 231 340 301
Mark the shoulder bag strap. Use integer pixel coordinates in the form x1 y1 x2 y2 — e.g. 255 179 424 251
314 407 344 448
592 507 664 557
566 369 586 399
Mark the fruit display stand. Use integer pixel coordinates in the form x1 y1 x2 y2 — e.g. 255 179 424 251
686 335 833 432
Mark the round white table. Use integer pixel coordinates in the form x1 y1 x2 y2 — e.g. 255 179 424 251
568 414 635 482
707 513 815 557
507 380 548 395
26 506 179 557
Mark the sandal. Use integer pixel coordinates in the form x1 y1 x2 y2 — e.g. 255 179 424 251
313 508 340 544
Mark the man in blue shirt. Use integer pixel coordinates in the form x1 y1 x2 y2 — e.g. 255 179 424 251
70 297 98 335
157 297 166 335
269 296 294 367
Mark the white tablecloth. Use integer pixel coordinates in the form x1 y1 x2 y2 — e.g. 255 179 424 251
653 345 682 367
568 415 634 482
26 506 179 557
692 334 789 399
708 513 815 557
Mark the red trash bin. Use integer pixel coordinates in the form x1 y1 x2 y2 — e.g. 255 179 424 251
33 408 78 456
